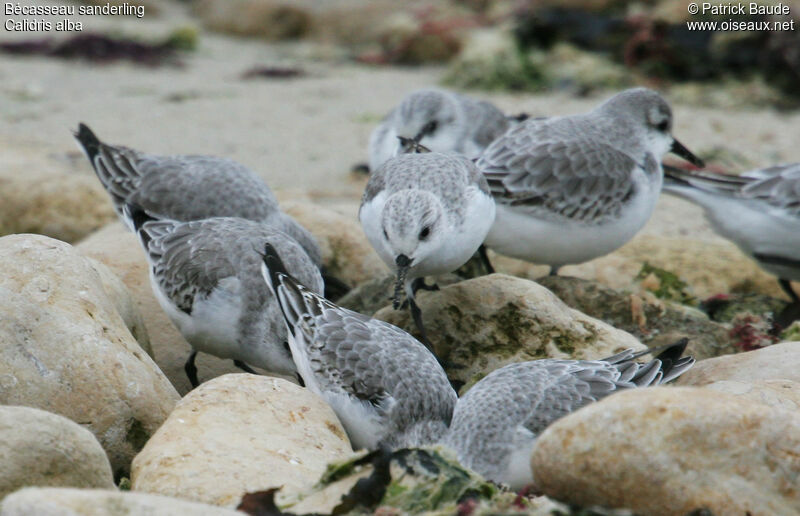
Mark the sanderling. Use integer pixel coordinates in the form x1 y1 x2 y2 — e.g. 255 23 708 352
664 163 800 301
74 123 321 268
477 88 704 275
126 205 323 388
359 152 496 344
368 88 514 172
441 339 694 490
261 243 457 450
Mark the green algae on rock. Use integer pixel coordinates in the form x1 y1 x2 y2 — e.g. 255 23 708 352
374 274 643 392
538 275 736 361
281 447 531 515
635 262 697 306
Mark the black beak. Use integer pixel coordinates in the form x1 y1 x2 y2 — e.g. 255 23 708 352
392 254 411 310
670 138 705 168
396 136 431 155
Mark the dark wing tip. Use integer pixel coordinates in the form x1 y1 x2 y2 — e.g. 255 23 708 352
122 202 159 249
74 122 102 160
654 337 689 363
262 242 297 297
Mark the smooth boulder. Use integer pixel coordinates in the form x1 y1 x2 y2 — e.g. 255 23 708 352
532 387 800 515
0 234 179 477
678 341 800 386
131 374 352 508
0 164 115 244
0 488 241 516
0 406 114 499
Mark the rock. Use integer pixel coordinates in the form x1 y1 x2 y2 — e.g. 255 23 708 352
76 222 243 395
0 234 179 478
281 200 387 289
704 379 800 412
494 235 786 300
0 406 114 499
374 274 644 391
85 257 152 357
131 374 351 508
193 0 312 40
0 168 115 243
565 235 786 300
0 488 241 516
678 341 800 386
531 387 800 514
537 275 736 360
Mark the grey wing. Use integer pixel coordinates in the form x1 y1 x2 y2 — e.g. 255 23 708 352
520 360 634 435
312 310 454 418
90 143 149 219
130 155 279 222
140 219 238 314
741 164 800 216
478 120 640 222
461 98 510 149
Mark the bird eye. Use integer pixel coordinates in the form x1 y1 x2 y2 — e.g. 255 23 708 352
656 120 669 132
419 226 431 240
424 120 438 134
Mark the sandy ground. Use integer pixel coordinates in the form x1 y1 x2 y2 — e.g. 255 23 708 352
3 1 800 239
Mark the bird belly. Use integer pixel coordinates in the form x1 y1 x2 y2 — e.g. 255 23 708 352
485 187 657 267
501 432 536 491
151 274 244 360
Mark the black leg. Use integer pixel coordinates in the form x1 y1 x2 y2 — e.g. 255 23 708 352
780 278 799 303
409 296 437 350
185 350 199 389
549 265 561 276
233 360 258 374
478 245 495 274
411 277 439 295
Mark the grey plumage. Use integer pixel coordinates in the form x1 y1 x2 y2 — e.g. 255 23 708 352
368 88 511 171
74 123 321 267
477 88 702 272
134 214 324 385
359 152 496 343
479 90 666 224
262 243 457 450
441 341 694 489
663 163 800 296
362 152 490 220
665 163 800 217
